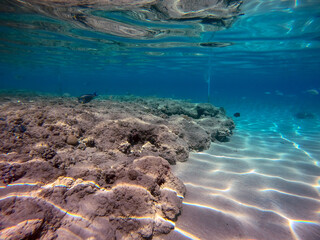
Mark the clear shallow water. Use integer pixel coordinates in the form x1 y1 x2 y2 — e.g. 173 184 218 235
170 105 320 240
0 0 320 239
0 0 319 103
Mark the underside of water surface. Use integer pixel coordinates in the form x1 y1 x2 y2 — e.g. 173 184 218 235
0 0 319 99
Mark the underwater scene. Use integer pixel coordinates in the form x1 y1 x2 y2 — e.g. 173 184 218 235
0 0 320 239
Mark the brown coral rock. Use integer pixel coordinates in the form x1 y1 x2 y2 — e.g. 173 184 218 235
66 135 78 146
0 219 44 240
0 94 234 239
0 156 185 240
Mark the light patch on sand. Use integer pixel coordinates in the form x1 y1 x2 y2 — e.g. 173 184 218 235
248 171 317 188
182 201 242 218
260 188 320 202
184 182 231 192
169 113 320 240
279 133 313 159
174 227 201 240
211 168 255 174
202 153 281 161
289 219 320 240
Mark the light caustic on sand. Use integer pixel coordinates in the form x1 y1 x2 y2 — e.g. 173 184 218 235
171 118 320 240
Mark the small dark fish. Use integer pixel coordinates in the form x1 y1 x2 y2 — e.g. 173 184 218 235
0 117 5 121
78 92 97 104
233 112 240 118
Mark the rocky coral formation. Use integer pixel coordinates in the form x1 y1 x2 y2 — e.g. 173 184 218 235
1 156 184 240
0 94 234 239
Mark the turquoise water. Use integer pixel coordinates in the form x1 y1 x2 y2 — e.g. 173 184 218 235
0 0 319 105
170 109 320 240
0 0 320 239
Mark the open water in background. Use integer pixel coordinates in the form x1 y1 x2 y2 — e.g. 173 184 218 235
0 0 319 108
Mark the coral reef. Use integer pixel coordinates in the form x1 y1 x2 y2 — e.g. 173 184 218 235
0 94 234 239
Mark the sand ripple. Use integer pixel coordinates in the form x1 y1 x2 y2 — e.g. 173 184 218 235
165 116 320 240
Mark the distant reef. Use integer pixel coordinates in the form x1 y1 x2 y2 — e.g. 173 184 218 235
0 94 234 240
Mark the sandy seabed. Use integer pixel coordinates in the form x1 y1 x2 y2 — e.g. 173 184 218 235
164 110 320 240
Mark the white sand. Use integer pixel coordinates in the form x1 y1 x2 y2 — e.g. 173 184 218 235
162 109 320 240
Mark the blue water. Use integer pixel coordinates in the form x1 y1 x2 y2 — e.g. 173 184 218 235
0 0 320 239
0 0 319 106
170 110 320 240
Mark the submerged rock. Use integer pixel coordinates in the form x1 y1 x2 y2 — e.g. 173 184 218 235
0 94 234 239
66 134 78 146
0 219 44 240
0 156 185 240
